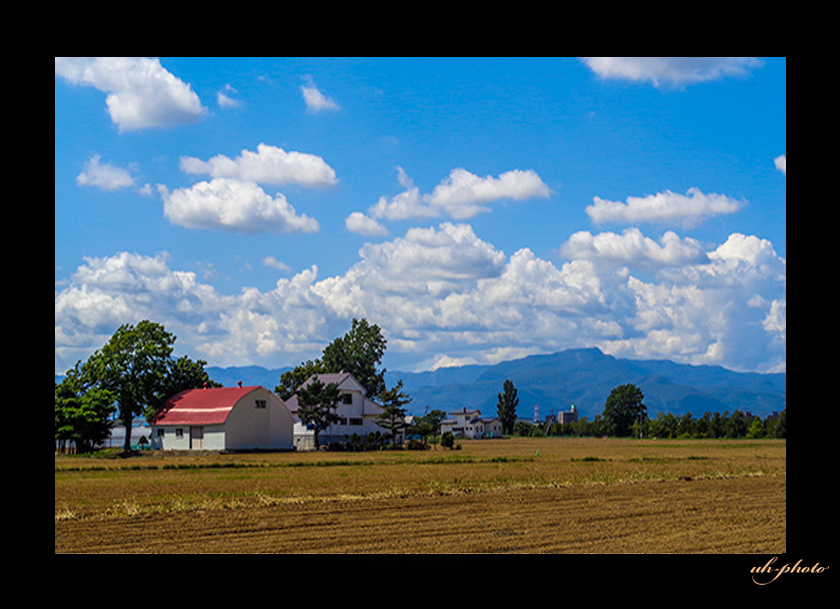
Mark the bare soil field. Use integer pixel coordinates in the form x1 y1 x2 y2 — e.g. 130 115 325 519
55 437 785 553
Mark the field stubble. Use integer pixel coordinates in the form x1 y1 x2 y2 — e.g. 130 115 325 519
55 437 785 553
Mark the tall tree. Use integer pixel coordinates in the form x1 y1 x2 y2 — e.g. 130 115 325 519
83 320 176 451
295 376 342 450
376 380 411 448
602 383 647 438
322 318 387 397
277 318 388 400
496 379 519 435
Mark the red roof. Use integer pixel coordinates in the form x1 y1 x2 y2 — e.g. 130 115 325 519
152 385 262 426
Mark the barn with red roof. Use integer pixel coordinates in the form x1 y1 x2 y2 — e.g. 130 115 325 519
150 384 294 451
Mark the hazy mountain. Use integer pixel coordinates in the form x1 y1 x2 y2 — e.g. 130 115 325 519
204 348 785 420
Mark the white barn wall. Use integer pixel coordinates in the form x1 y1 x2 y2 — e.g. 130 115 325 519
225 387 294 450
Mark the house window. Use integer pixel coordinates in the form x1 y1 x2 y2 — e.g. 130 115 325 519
176 428 184 438
337 416 348 425
349 418 363 426
341 394 353 405
255 400 267 409
156 428 165 437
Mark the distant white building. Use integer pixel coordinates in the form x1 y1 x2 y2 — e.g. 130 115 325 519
440 407 503 439
149 384 294 451
558 405 579 425
285 373 398 450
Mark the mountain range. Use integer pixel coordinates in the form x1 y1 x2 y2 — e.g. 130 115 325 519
206 348 786 420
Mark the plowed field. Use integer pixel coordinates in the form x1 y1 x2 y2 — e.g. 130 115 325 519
55 437 786 553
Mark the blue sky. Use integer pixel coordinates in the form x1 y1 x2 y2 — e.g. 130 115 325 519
55 57 786 377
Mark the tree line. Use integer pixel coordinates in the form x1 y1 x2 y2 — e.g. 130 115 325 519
497 380 786 440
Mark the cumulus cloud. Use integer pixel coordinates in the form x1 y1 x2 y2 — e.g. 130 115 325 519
301 77 340 113
581 57 764 88
159 178 320 233
560 228 709 267
55 57 205 131
55 227 786 375
345 212 389 236
586 187 745 228
180 143 337 188
428 168 552 219
368 167 550 221
76 155 135 191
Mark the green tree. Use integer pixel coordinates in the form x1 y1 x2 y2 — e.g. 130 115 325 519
766 409 786 438
376 380 412 449
724 410 748 438
295 376 342 450
83 320 176 451
709 411 727 438
440 431 455 449
746 416 766 439
602 383 647 438
322 318 387 397
156 354 221 418
276 359 326 401
677 411 694 438
420 409 447 448
55 365 116 453
276 318 388 399
496 379 519 435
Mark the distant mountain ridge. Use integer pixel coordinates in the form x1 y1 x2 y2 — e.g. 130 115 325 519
204 348 785 419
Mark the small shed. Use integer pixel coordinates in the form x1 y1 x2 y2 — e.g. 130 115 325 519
150 385 294 451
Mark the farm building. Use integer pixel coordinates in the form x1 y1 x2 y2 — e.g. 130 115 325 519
440 407 503 439
149 384 294 451
285 373 397 450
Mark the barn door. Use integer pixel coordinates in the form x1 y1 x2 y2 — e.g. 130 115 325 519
190 426 204 450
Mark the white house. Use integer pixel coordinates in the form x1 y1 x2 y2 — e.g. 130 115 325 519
440 407 503 439
285 373 396 450
149 384 294 451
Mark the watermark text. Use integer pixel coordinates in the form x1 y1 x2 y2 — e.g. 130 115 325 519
751 557 829 585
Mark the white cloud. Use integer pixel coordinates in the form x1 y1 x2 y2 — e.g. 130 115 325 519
180 143 337 188
368 167 550 221
301 77 340 113
581 57 764 88
775 154 786 175
345 212 389 237
55 228 786 375
76 155 135 191
217 84 242 108
159 178 320 234
560 228 709 267
586 187 745 228
55 57 205 131
428 168 552 219
262 256 292 272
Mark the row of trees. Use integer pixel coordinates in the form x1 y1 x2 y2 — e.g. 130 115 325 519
55 321 218 453
495 380 786 439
